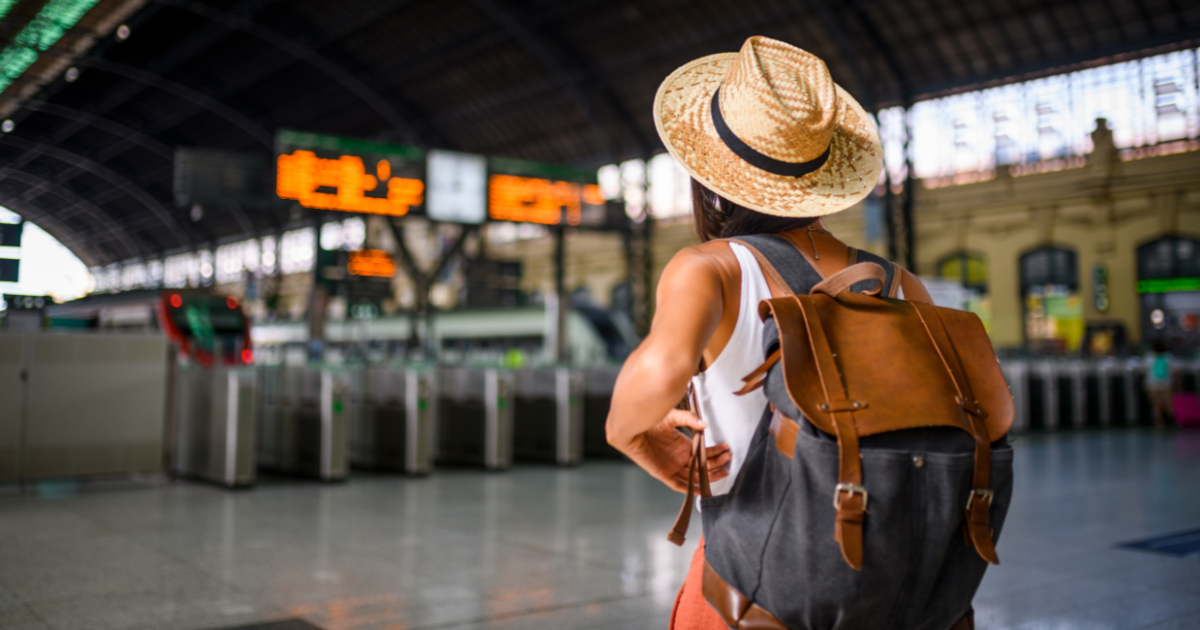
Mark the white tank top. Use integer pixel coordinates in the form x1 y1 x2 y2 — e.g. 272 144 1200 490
690 243 772 497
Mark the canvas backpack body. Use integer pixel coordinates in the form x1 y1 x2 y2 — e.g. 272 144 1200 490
667 234 1015 630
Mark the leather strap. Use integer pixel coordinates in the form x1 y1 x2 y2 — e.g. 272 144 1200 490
796 295 867 570
899 268 934 304
811 262 887 297
722 238 792 298
735 348 780 396
769 409 800 460
911 302 999 565
887 262 903 298
667 385 712 546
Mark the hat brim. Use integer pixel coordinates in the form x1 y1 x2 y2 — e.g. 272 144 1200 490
653 53 884 218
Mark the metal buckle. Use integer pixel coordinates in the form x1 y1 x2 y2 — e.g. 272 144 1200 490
966 488 994 510
833 483 868 510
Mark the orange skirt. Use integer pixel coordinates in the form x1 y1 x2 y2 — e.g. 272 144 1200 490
669 538 729 630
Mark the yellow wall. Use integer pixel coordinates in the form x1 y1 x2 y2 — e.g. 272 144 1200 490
492 148 1200 349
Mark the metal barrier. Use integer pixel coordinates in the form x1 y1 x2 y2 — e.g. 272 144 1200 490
172 365 257 488
0 333 170 483
512 367 584 465
582 366 622 459
258 367 350 481
999 357 1164 430
350 366 436 475
437 367 514 470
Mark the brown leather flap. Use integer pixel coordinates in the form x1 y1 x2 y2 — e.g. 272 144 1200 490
758 292 1013 440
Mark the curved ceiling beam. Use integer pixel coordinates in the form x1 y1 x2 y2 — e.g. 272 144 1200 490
22 100 174 161
80 58 273 147
847 0 911 103
0 196 105 266
157 0 426 145
809 0 877 111
0 134 190 249
0 169 143 261
466 0 613 160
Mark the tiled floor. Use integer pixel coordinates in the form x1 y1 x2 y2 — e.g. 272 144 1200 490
1 428 1198 630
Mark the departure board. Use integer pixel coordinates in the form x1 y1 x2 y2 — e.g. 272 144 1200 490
487 157 605 227
276 130 425 216
347 249 397 278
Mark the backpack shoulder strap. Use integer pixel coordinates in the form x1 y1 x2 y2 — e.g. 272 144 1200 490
850 248 899 298
724 234 824 298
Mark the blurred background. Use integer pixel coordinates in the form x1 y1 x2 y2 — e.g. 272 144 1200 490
0 1 1198 630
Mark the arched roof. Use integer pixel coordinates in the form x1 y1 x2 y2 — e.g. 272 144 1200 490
1 0 1198 266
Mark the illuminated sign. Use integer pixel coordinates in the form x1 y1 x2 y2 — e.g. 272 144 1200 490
1137 277 1200 294
487 157 605 227
347 249 397 278
275 129 424 216
427 150 487 224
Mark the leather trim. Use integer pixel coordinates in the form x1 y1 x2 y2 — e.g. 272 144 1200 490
723 238 793 298
811 262 886 297
769 410 798 459
702 561 789 630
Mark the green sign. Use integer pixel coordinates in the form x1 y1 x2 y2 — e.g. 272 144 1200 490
1137 277 1200 294
276 129 424 161
488 156 596 183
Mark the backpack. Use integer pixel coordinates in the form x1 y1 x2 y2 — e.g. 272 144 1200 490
667 234 1014 630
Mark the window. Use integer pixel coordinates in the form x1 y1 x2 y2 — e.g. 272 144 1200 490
937 252 991 333
1020 247 1082 352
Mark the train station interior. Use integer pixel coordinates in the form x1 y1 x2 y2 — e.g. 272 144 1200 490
0 1 1199 629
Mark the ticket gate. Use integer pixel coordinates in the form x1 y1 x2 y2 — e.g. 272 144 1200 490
258 367 350 481
437 367 514 470
350 366 436 475
171 365 257 488
512 367 584 465
583 366 622 459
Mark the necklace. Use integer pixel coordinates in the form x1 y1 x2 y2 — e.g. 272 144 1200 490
803 226 831 260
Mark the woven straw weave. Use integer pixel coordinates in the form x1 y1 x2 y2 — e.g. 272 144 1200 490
654 36 883 218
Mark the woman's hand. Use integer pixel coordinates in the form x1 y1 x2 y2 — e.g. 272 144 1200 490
622 408 733 493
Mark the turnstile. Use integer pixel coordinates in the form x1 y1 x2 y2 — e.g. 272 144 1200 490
258 367 350 481
350 366 436 475
1000 359 1029 432
437 367 513 470
512 367 584 465
172 366 257 488
583 366 623 459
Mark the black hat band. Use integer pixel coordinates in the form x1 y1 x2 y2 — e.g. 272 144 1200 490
711 88 831 178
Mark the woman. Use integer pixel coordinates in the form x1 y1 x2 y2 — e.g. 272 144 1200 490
606 37 893 628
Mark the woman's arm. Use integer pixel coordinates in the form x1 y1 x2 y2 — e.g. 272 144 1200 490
606 246 733 492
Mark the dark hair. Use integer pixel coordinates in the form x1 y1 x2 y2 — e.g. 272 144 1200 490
691 179 816 242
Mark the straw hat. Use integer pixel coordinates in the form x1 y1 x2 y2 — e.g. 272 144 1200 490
653 36 883 218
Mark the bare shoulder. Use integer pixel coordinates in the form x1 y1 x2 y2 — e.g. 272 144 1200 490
658 240 740 295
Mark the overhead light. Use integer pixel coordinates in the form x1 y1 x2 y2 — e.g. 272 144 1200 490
1 120 12 133
64 67 79 82
116 24 130 40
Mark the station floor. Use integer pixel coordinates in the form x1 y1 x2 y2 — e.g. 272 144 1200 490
1 428 1199 630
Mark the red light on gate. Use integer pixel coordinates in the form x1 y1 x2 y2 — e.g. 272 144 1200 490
227 296 238 309
170 294 182 308
241 349 253 364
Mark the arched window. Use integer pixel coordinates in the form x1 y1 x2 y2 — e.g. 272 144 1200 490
937 251 991 332
1020 247 1081 352
1137 236 1200 350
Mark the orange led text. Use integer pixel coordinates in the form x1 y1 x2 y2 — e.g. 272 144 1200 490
347 249 398 278
488 176 603 226
277 150 423 216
